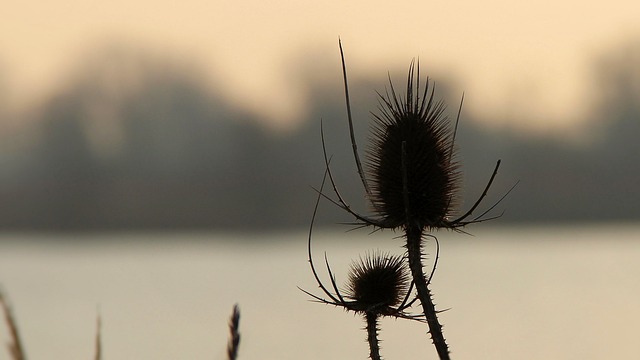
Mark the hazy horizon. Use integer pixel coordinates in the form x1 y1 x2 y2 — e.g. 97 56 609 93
0 38 638 231
1 2 639 231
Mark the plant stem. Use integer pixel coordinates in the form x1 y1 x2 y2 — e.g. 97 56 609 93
406 224 450 359
227 304 241 360
0 291 26 360
365 312 382 360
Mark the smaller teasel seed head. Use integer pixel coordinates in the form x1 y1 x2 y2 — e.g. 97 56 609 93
346 251 411 316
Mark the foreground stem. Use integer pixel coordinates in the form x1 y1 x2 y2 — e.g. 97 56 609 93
0 291 26 360
406 225 450 359
365 312 382 360
227 304 241 360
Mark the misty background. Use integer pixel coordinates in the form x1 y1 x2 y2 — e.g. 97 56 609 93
0 39 638 232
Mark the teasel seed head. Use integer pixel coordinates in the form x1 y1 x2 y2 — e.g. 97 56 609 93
367 63 461 230
346 251 411 316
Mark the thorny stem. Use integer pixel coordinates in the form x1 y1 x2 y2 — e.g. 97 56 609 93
365 312 382 360
406 225 450 360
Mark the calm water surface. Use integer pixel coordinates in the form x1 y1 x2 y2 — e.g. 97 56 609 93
1 225 639 359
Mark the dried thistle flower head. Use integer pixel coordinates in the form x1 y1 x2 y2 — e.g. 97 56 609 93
302 247 418 319
301 163 423 321
301 241 419 360
346 252 411 315
321 42 507 233
368 63 461 229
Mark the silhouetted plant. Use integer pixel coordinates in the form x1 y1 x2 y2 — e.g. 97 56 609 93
0 290 26 360
0 290 111 360
303 249 417 360
313 41 512 359
227 304 241 360
301 171 429 359
95 313 102 360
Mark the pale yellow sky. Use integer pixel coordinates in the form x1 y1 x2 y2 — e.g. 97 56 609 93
1 0 639 133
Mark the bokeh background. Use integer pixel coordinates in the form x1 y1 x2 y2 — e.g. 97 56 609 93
2 2 640 359
1 0 639 231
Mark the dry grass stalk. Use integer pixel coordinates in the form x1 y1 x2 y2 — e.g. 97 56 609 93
0 290 27 360
227 304 241 360
94 313 102 360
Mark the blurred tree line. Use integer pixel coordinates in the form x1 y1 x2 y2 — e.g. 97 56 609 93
0 41 638 232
